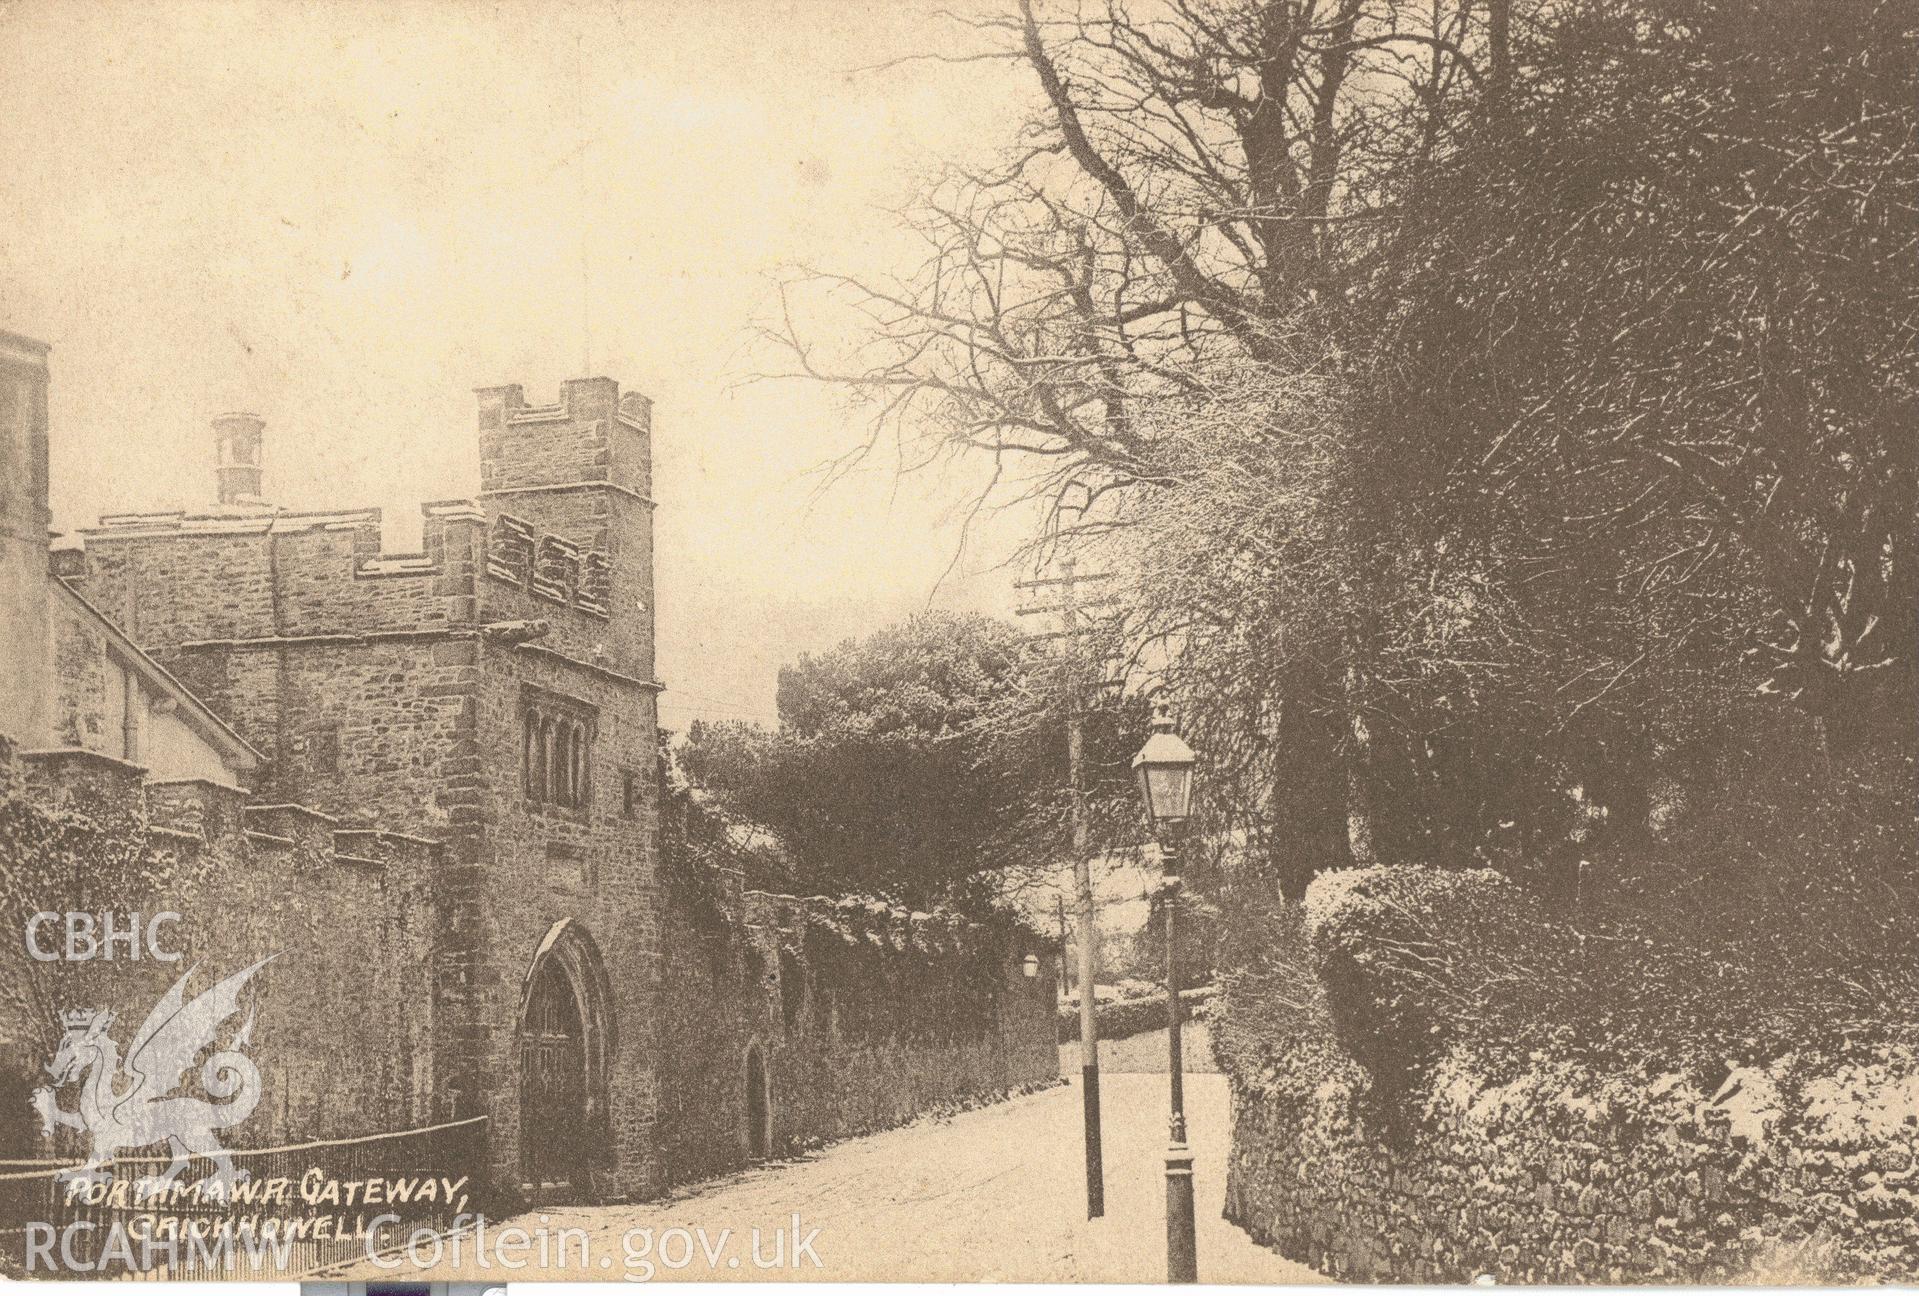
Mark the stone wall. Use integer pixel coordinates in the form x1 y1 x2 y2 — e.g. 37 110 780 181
655 881 1059 1189
147 630 667 1198
478 502 650 676
1213 867 1919 1285
67 504 483 646
474 377 655 681
465 638 663 1199
1223 1043 1919 1284
162 632 484 823
0 739 438 1160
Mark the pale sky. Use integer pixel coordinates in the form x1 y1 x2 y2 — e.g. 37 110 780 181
0 0 1043 730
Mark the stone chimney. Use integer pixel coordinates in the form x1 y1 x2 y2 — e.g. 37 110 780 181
213 412 265 506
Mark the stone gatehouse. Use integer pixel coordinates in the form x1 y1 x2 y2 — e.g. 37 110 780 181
57 377 664 1200
0 337 1059 1210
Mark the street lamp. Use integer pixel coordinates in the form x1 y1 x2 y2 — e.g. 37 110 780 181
1132 708 1199 1284
1021 953 1041 979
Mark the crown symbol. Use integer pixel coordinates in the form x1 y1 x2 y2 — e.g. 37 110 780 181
60 1008 102 1030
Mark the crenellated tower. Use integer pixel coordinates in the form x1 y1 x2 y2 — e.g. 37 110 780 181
474 377 655 682
57 365 668 1201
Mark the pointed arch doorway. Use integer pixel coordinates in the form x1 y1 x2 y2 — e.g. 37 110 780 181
518 920 615 1198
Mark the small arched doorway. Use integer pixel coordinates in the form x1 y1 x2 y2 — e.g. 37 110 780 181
744 1042 772 1161
518 920 615 1197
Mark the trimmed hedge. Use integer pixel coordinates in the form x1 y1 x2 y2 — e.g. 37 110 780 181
1058 985 1216 1043
1301 865 1563 1098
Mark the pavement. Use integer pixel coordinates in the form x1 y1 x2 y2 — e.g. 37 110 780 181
327 1038 1324 1285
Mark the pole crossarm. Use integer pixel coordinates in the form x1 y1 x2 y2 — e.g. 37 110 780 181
1015 598 1121 617
1013 572 1117 589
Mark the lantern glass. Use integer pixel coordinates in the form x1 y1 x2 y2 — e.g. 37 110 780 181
1136 762 1193 824
1131 720 1198 825
1021 953 1041 979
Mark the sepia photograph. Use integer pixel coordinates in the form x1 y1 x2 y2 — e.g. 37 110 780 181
0 0 1913 1287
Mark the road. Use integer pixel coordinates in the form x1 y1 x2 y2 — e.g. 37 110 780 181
330 1034 1322 1284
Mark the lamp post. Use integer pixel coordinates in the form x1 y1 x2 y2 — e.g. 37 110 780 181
1132 709 1199 1284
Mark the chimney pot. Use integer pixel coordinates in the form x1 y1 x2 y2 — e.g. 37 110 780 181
212 412 266 506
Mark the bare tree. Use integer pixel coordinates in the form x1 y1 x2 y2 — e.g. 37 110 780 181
770 0 1498 869
774 0 1917 910
772 0 1496 486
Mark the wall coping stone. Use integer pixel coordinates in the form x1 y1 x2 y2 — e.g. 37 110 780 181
422 498 488 522
246 802 341 823
506 641 665 692
148 775 250 796
20 746 146 775
83 506 381 539
333 826 443 849
481 479 657 508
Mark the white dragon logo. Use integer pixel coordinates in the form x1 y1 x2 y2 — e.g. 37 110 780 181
30 957 274 1196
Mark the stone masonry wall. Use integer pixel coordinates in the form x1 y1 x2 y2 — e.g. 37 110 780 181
1222 1041 1919 1283
143 630 667 1199
475 377 655 681
0 333 52 748
466 638 663 1200
0 740 438 1160
68 504 483 647
478 497 652 679
656 885 1059 1189
163 633 484 822
48 603 113 755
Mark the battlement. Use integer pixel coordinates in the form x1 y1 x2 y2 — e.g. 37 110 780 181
478 376 654 504
66 501 490 642
65 375 655 678
19 746 150 832
148 776 250 843
474 377 655 676
11 743 441 884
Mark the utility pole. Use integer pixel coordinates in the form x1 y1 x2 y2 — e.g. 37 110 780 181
1055 892 1070 1002
1017 559 1115 1220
